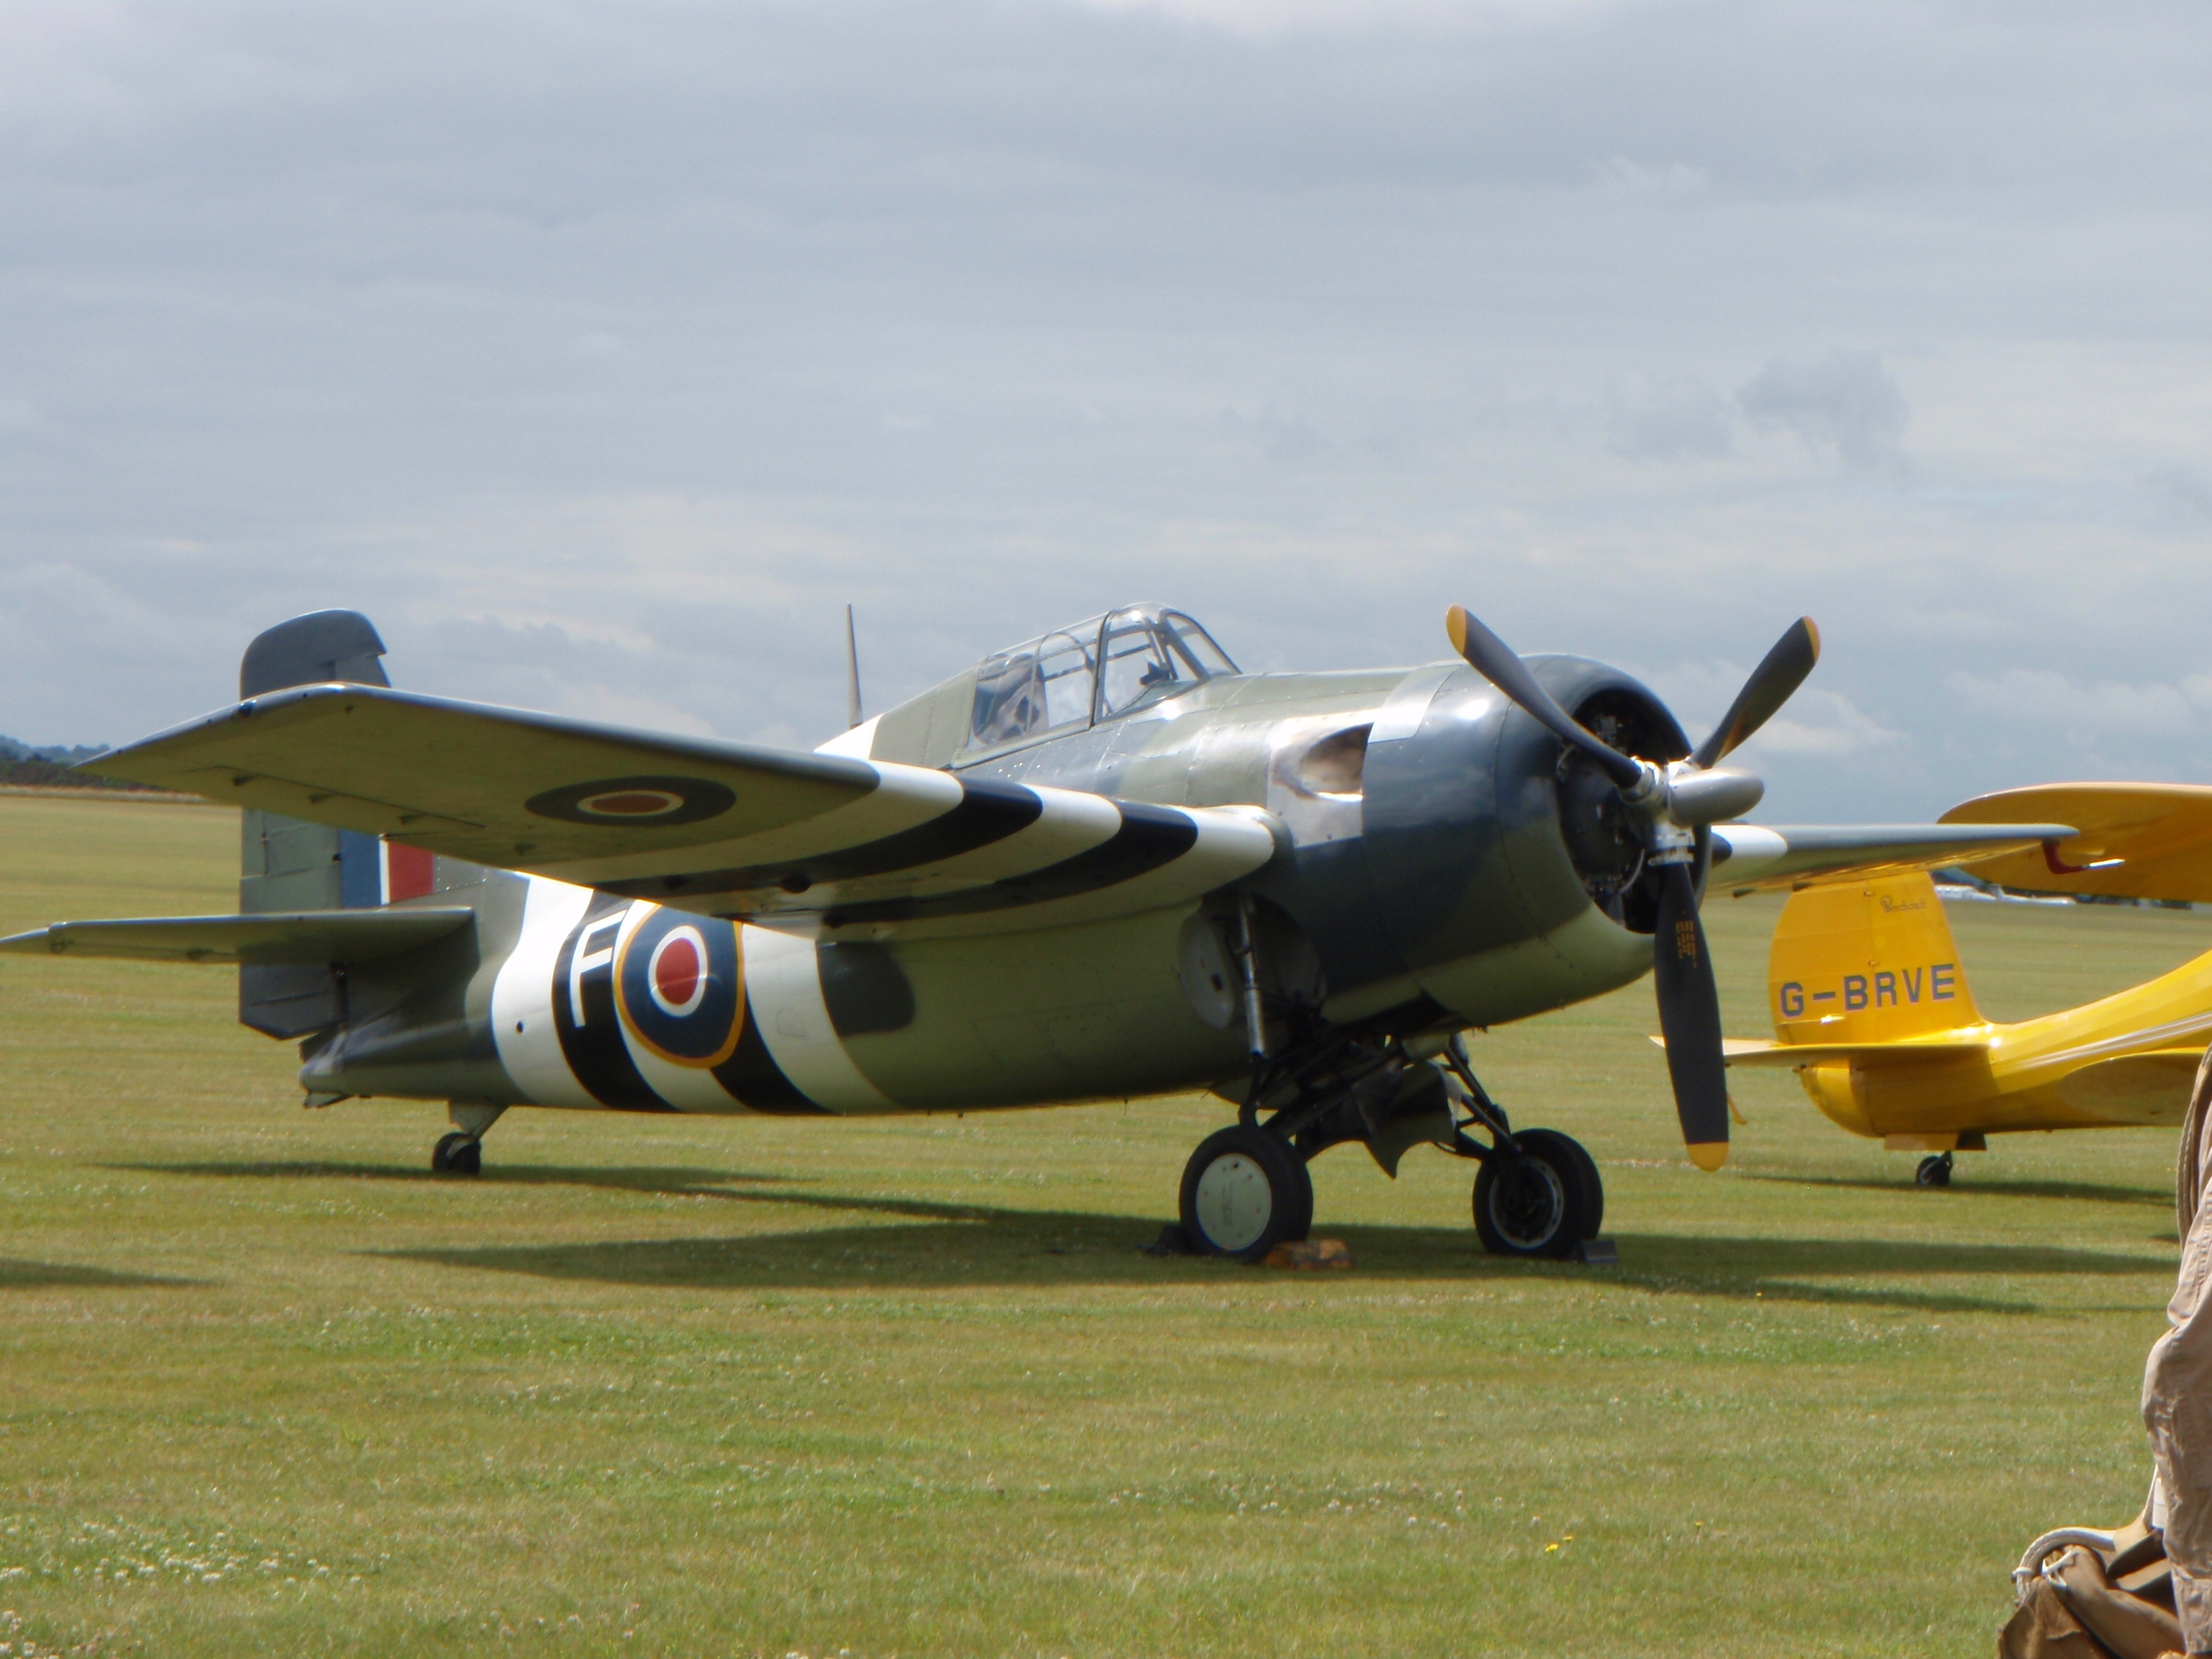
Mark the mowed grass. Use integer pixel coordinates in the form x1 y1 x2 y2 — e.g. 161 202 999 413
2 794 2208 1658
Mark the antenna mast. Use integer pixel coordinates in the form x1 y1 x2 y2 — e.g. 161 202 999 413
844 604 864 730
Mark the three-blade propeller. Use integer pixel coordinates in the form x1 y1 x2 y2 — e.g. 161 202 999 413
1443 606 1821 1170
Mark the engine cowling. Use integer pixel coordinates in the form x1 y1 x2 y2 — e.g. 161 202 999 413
1356 656 1699 1026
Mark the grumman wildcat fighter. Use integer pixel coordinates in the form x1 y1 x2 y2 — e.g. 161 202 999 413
4 606 2067 1260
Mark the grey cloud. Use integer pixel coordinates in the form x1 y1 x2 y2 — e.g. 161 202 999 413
1218 405 1331 467
2146 466 2212 525
1605 374 1733 460
1736 351 1910 473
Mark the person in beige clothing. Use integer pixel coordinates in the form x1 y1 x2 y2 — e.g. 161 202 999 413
2144 1047 2212 1653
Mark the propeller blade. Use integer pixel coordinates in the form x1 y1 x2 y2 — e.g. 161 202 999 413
1653 862 1729 1170
1689 617 1820 770
1445 606 1642 790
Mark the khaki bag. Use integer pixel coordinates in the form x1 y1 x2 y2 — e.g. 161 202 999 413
2000 1514 2183 1659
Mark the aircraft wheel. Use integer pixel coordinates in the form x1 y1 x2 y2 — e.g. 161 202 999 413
1474 1129 1601 1259
432 1132 482 1177
1530 1129 1604 1241
1179 1125 1310 1261
1915 1152 1954 1189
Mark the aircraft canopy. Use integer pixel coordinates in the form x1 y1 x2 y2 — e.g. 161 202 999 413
961 604 1237 759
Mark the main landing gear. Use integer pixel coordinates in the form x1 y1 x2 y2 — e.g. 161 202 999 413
431 1102 507 1177
1179 1124 1315 1260
1472 1127 1604 1259
1172 1025 1604 1262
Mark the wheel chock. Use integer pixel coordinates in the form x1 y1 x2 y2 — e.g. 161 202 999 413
1262 1238 1353 1270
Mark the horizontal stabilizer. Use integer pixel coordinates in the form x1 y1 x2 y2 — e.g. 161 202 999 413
1709 822 2074 893
0 908 474 965
1709 1035 1991 1069
1943 783 2212 904
1645 1035 1990 1070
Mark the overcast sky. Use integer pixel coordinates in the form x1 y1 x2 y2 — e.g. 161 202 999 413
3 0 2208 819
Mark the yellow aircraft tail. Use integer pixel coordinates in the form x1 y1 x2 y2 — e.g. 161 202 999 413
1767 871 1984 1043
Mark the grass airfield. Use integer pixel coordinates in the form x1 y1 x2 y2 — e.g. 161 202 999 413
2 794 2208 1657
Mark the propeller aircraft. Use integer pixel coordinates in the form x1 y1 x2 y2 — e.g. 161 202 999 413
1722 784 2212 1187
1 604 2069 1259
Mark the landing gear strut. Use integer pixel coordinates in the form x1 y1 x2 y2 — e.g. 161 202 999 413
1916 1151 1954 1189
1439 1047 1603 1259
431 1102 506 1177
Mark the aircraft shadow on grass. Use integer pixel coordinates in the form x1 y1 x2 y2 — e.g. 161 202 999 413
0 1258 202 1290
112 1159 988 1225
1744 1171 2172 1211
115 1159 805 1194
381 1225 2167 1313
116 1159 2174 1313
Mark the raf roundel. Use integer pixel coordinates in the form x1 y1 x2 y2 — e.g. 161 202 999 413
647 926 708 1017
613 904 745 1067
524 774 739 828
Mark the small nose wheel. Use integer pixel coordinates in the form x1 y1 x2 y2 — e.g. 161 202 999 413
1915 1152 1954 1189
431 1131 482 1177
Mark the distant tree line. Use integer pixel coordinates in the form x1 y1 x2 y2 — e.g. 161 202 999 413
0 736 156 792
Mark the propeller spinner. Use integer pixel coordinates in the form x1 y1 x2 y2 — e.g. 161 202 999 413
1443 606 1821 1170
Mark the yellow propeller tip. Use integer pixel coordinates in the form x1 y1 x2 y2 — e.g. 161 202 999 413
1444 606 1469 654
1802 617 1821 660
1686 1141 1728 1172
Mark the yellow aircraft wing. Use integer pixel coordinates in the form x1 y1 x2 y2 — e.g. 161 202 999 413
1943 783 2212 903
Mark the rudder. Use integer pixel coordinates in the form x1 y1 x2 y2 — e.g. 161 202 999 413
1768 871 1984 1044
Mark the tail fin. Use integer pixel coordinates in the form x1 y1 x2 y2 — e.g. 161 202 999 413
1768 870 1983 1045
238 611 410 1038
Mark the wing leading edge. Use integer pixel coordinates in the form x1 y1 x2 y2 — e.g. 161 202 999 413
1709 822 2075 894
84 683 1280 938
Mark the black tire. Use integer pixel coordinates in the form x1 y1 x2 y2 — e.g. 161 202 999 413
1179 1125 1309 1261
432 1131 481 1177
1473 1129 1601 1259
1515 1128 1604 1242
1285 1146 1316 1244
1915 1153 1953 1189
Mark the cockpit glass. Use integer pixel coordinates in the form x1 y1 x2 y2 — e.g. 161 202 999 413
968 628 1097 750
1097 608 1241 719
1161 611 1237 678
1098 610 1187 718
961 606 1239 756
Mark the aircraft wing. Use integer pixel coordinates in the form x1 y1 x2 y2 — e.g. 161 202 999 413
1709 822 2075 894
1943 783 2212 903
82 684 1279 938
0 907 474 964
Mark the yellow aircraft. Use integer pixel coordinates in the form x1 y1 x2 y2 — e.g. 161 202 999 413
1719 783 2212 1187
